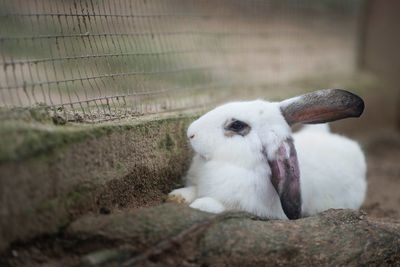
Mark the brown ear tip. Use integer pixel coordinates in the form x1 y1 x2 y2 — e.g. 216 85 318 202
280 88 365 125
335 89 365 118
354 95 365 117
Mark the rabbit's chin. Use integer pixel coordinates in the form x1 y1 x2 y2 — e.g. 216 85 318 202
189 140 213 161
197 153 209 161
190 145 209 161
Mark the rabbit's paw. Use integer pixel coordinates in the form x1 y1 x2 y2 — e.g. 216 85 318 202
189 197 225 214
167 186 196 204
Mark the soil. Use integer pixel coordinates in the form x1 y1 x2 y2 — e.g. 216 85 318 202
362 131 400 220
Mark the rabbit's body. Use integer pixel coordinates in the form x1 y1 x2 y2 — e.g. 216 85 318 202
168 89 366 219
172 125 366 219
293 126 366 217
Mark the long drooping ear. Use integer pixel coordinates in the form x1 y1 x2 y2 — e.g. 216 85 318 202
280 89 365 125
265 138 301 220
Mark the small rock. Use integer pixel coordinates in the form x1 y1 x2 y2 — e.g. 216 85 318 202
52 115 67 125
81 249 128 267
99 207 111 215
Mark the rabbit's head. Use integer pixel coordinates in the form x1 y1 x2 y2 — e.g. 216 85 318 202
187 89 364 219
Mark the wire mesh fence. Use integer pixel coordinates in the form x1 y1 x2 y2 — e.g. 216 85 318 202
0 0 363 122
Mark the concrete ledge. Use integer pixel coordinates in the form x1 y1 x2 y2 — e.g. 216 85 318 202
0 114 197 251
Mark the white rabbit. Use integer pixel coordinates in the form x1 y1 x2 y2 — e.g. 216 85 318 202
168 89 367 219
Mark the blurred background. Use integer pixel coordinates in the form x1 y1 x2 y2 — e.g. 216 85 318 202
1 0 398 123
0 0 399 265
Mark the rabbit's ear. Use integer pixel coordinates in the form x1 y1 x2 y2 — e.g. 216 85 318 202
266 138 301 220
280 89 364 125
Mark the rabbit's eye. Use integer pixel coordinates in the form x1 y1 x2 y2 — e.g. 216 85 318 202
224 119 251 137
230 120 246 131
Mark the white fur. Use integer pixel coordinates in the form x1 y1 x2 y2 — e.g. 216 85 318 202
189 197 226 213
168 100 367 219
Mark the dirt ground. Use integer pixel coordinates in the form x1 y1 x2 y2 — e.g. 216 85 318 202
362 131 400 220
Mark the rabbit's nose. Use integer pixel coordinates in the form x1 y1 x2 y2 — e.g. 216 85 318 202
189 134 195 139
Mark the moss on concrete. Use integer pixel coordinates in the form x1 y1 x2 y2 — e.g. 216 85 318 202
0 113 198 252
0 114 199 163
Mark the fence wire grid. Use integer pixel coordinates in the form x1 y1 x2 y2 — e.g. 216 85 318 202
0 0 363 122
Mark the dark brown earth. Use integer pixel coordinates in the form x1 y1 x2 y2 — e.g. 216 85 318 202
1 206 400 267
362 131 400 220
